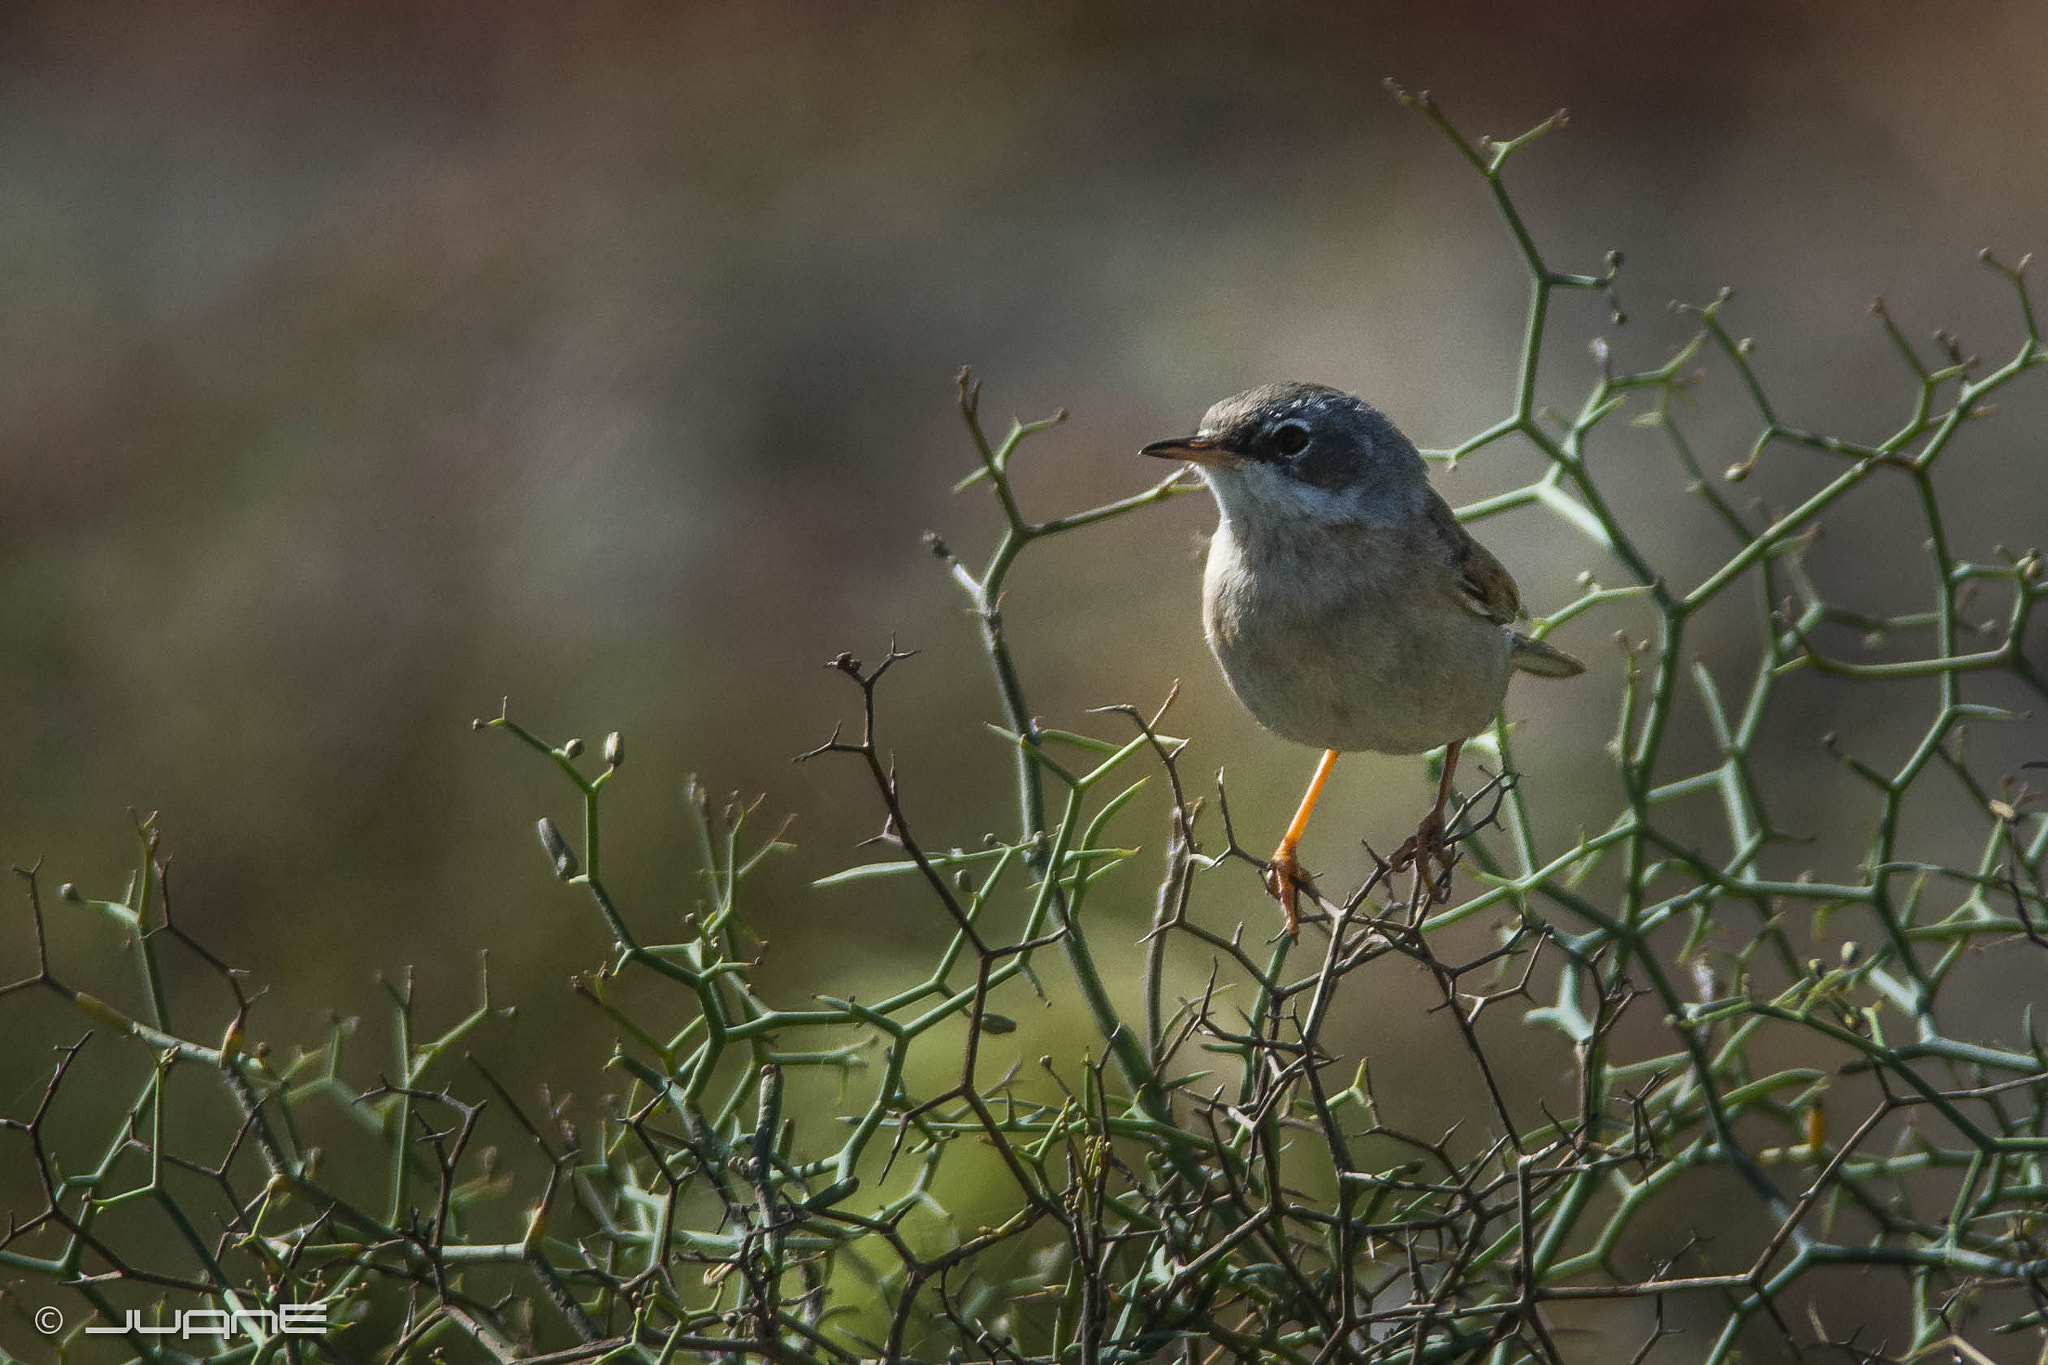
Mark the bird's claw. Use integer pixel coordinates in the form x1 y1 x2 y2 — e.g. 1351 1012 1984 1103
1390 809 1455 903
1264 842 1312 939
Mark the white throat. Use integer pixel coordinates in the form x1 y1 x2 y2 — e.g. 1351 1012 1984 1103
1197 461 1392 538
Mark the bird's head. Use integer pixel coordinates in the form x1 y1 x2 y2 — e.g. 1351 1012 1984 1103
1143 382 1428 531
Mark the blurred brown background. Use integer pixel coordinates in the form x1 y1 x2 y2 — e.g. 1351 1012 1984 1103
2 2 2046 1352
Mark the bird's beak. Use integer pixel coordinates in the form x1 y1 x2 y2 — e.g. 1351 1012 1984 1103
1141 434 1241 468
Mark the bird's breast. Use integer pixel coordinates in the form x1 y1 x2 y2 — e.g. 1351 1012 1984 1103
1201 522 1513 755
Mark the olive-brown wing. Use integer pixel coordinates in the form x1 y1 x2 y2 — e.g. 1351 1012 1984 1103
1425 492 1522 626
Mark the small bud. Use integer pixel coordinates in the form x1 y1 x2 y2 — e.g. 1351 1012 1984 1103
923 530 952 560
604 732 624 768
537 818 579 879
58 882 80 902
1803 1102 1826 1154
1736 337 1755 356
976 1012 1017 1035
1724 463 1749 483
561 737 583 760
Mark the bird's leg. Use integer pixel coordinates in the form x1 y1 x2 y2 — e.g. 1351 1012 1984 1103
1392 740 1462 901
1265 749 1338 937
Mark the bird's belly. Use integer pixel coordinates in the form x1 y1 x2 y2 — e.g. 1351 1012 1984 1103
1205 566 1513 756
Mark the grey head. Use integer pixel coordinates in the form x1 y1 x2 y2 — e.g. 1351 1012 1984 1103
1142 382 1430 532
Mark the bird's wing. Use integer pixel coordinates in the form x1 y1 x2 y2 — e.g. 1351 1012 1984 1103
1425 492 1522 625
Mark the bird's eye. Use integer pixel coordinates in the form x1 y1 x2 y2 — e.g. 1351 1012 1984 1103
1269 421 1311 457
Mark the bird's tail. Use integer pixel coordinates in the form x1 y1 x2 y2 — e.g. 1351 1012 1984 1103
1510 632 1585 678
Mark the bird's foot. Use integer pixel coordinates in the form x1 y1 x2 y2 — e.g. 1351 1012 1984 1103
1390 808 1454 904
1263 840 1313 939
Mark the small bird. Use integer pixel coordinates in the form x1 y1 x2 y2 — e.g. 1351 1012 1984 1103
1144 382 1583 933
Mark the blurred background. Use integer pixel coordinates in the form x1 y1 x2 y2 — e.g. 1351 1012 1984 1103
2 1 2046 1355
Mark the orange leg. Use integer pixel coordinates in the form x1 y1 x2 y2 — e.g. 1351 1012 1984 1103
1392 740 1463 899
1265 749 1339 937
